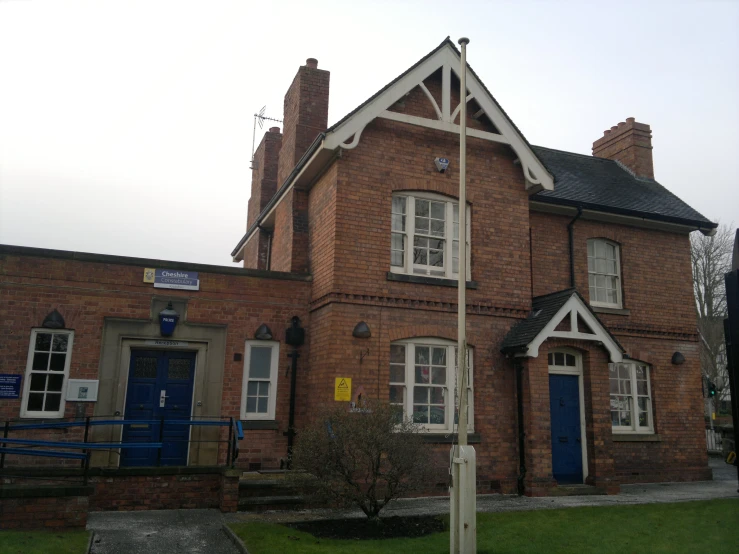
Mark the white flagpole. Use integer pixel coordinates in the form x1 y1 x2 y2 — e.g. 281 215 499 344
450 36 476 554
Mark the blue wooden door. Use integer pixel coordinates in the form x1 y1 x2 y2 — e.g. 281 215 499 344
549 374 583 484
121 350 196 467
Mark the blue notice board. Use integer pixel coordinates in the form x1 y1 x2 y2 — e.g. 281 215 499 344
0 374 22 399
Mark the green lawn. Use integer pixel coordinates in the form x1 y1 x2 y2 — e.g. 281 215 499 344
230 499 739 554
0 530 90 554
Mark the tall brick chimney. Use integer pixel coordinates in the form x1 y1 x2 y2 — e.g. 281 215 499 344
592 117 654 179
276 58 330 186
244 126 282 269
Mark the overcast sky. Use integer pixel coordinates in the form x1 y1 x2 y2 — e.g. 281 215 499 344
1 0 737 267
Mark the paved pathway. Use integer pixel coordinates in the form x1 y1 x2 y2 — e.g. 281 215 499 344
88 509 239 554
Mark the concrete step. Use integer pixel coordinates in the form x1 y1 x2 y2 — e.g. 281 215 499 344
237 495 305 512
550 484 607 496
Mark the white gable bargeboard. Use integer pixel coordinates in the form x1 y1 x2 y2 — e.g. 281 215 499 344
524 294 624 362
323 40 554 193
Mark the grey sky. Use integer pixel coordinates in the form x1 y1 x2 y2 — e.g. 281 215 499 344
1 0 737 267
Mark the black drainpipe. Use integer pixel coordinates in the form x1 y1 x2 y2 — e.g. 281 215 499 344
284 316 305 469
515 358 526 496
568 206 583 288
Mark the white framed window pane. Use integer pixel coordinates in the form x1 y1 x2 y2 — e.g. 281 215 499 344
247 381 258 395
44 394 61 412
35 333 52 351
27 393 44 411
52 334 68 352
392 195 406 214
430 201 445 220
249 347 272 379
257 397 268 413
390 344 405 363
32 353 49 371
246 397 257 412
391 214 405 232
389 385 404 403
415 199 429 217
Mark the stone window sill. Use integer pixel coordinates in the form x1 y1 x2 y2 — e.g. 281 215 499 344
612 433 661 442
592 306 631 316
422 432 481 444
387 272 478 289
242 420 280 430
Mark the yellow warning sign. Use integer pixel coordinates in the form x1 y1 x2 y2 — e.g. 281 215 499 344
143 268 156 283
334 377 352 401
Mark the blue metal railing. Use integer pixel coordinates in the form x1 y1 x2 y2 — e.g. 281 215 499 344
0 416 244 485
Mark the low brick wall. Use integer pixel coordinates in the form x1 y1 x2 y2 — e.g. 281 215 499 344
1 466 240 516
0 485 92 530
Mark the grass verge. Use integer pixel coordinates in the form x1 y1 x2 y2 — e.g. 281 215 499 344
230 498 739 554
0 529 90 554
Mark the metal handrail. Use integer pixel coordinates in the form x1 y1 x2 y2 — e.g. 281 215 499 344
0 416 244 485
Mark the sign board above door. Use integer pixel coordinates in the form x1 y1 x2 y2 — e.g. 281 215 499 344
144 268 200 291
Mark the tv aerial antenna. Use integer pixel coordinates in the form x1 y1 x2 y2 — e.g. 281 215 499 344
250 106 282 169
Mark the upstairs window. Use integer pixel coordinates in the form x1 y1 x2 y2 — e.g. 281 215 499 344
587 238 622 308
388 338 473 433
21 330 74 418
390 192 470 280
609 362 653 433
241 341 279 420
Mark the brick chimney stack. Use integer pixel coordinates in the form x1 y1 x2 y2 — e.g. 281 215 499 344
592 117 654 179
277 58 330 186
244 126 282 269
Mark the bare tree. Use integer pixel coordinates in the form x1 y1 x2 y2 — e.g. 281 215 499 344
691 223 734 405
291 400 434 521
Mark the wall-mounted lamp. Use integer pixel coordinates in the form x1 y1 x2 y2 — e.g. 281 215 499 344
42 309 65 329
671 352 686 365
254 323 273 340
158 302 179 337
352 321 371 339
285 316 305 347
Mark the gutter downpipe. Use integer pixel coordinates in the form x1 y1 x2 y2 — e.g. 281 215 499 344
515 357 526 496
568 206 583 288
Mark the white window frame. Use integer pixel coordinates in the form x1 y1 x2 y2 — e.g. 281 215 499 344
389 338 473 433
609 361 654 434
390 192 471 280
587 238 622 308
240 340 279 421
20 329 74 419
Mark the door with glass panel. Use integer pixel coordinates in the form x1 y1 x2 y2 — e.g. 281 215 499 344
121 350 196 467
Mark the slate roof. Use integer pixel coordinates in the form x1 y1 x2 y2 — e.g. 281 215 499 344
531 146 715 229
500 288 624 354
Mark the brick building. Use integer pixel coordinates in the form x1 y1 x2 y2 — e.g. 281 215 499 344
0 39 716 499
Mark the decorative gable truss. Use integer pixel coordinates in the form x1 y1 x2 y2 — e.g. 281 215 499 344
523 294 624 362
323 40 554 193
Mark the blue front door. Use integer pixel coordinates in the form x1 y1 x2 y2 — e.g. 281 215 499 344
549 374 583 484
121 349 196 467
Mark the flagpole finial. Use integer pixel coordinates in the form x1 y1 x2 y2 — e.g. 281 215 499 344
458 37 470 46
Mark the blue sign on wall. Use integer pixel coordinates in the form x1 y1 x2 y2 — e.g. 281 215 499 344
0 375 22 399
153 269 199 291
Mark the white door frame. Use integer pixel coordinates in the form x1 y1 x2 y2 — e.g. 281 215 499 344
548 349 588 483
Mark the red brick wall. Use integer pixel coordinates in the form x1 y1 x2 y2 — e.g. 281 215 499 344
89 473 220 511
329 118 531 311
0 250 311 470
530 211 698 334
0 493 88 529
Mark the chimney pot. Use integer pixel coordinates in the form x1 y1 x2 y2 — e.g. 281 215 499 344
611 126 618 132
618 121 625 128
626 117 635 123
604 130 611 135
269 126 281 133
306 58 318 69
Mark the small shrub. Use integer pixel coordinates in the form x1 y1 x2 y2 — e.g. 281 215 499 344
291 400 434 520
